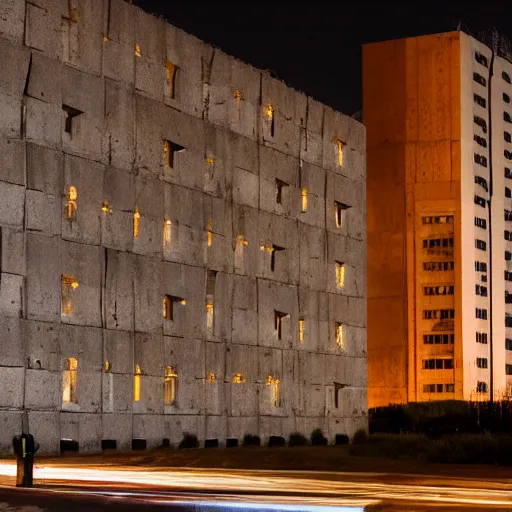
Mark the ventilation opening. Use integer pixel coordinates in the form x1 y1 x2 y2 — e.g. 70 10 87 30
204 439 219 448
226 438 239 448
101 439 117 451
131 439 147 451
60 439 79 454
62 105 82 137
163 140 185 169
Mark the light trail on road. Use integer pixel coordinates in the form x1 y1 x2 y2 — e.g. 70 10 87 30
0 462 511 509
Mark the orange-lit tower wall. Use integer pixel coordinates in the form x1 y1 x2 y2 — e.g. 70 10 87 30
363 33 463 407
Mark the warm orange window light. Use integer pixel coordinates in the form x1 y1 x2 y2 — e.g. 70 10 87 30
166 60 178 99
335 138 344 167
135 43 141 57
163 218 172 247
335 261 345 288
101 200 112 213
299 319 305 343
164 366 178 406
133 207 140 238
134 364 142 402
61 275 78 316
62 357 78 404
67 186 77 220
207 218 213 247
207 372 216 383
266 375 280 407
301 187 308 213
232 372 246 384
335 322 344 349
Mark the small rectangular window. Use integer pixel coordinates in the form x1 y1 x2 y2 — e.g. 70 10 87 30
335 201 350 227
164 366 178 406
275 179 288 204
335 322 344 349
62 104 82 137
299 319 304 343
474 115 488 133
301 187 308 213
473 72 487 87
474 93 486 108
334 139 344 167
335 261 345 288
475 52 488 67
504 93 511 104
474 134 487 148
274 311 288 340
134 364 141 402
166 60 178 99
163 140 185 169
62 357 78 404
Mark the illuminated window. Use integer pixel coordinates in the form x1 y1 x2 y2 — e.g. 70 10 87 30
301 188 308 213
62 357 78 404
164 366 178 406
270 245 284 272
275 311 288 340
266 376 280 407
232 372 246 384
335 261 345 288
166 60 178 99
104 361 111 373
61 275 79 316
163 295 186 322
275 179 288 204
133 207 140 238
266 104 275 137
134 364 141 402
207 372 216 383
135 43 141 57
163 218 172 247
299 319 305 343
334 138 344 167
163 140 185 169
207 218 213 247
62 105 82 137
335 201 349 227
66 186 78 220
101 200 112 214
335 322 344 349
206 270 217 334
235 235 249 271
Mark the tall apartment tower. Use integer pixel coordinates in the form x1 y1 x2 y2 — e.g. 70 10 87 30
364 31 512 407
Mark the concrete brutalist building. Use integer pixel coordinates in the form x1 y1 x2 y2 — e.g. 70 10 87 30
0 0 367 453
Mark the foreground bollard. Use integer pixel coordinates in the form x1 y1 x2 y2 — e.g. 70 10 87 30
13 434 36 487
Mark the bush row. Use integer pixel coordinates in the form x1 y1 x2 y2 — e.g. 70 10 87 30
350 432 512 466
175 428 367 449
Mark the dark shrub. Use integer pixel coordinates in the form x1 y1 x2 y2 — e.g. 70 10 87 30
352 429 368 444
288 432 308 447
242 434 261 446
161 438 171 448
268 436 286 447
335 434 349 445
178 433 199 449
226 438 238 448
311 428 327 446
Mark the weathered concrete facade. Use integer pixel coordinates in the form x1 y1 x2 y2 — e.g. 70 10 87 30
0 0 366 452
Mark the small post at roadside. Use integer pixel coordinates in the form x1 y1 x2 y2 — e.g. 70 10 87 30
12 411 37 487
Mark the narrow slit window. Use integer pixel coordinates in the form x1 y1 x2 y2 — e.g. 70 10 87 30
62 105 82 138
299 319 305 343
134 364 141 402
335 201 349 228
164 366 178 406
335 261 345 288
301 187 308 213
166 60 178 99
275 311 288 340
163 218 172 247
61 275 79 316
163 140 185 169
133 207 140 238
206 270 217 334
266 376 280 407
335 322 344 349
275 179 288 204
270 245 285 272
135 43 141 57
67 186 78 220
207 218 213 247
62 357 78 404
266 104 275 137
335 138 344 167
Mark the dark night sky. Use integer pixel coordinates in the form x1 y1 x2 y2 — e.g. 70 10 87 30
133 3 512 115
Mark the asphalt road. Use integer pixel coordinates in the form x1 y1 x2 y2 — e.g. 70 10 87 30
0 461 511 511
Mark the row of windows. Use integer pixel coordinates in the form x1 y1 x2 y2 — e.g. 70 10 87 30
476 239 487 251
422 309 454 320
423 333 454 345
474 154 487 167
475 261 487 272
422 358 454 370
474 134 487 148
476 284 488 297
421 215 454 225
424 285 454 296
475 175 488 191
475 195 486 208
477 332 488 344
475 216 487 229
423 383 455 394
476 308 488 320
422 238 454 249
423 261 454 272
477 357 488 369
62 358 283 408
